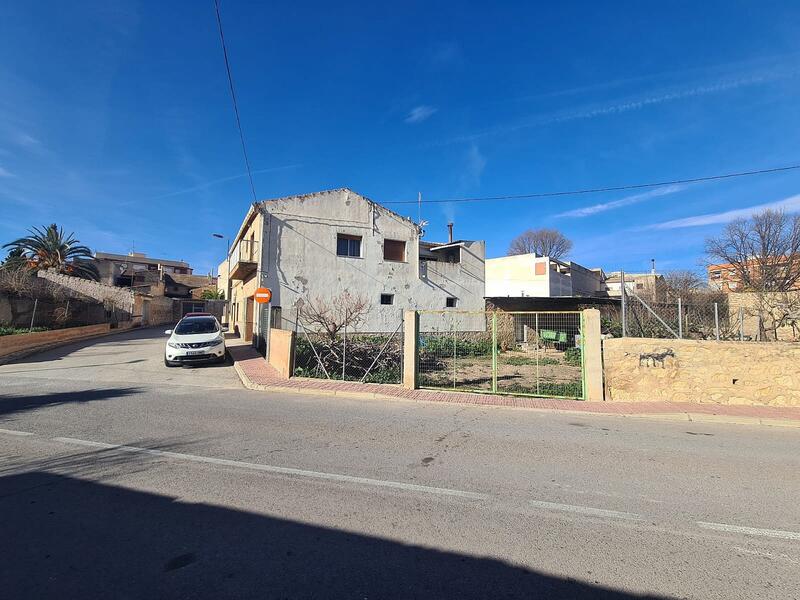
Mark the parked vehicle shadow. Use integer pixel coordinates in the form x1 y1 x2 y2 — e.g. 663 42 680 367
0 387 141 418
0 469 672 599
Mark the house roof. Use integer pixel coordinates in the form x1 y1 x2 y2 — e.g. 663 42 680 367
258 187 423 235
95 252 190 269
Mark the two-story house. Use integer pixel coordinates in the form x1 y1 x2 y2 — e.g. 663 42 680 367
218 188 486 341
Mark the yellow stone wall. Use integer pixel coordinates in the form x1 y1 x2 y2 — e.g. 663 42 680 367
603 337 800 406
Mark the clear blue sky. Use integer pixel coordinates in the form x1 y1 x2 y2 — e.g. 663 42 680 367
2 1 800 276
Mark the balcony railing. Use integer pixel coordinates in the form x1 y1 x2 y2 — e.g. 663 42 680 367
229 239 258 280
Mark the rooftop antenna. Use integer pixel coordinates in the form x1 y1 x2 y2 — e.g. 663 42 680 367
417 191 422 226
651 258 656 275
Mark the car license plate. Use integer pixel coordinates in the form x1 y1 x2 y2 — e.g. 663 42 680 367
186 350 204 356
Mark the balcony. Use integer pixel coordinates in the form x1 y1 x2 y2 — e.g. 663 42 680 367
228 239 258 280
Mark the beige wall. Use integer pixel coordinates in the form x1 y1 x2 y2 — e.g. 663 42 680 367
268 328 295 378
227 212 264 338
603 337 800 406
727 291 800 342
0 322 133 360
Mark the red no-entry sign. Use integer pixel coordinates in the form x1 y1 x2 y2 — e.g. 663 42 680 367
254 288 272 304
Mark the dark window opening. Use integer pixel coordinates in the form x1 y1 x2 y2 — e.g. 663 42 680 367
383 239 406 262
380 294 394 305
440 247 461 263
337 234 362 258
446 297 458 308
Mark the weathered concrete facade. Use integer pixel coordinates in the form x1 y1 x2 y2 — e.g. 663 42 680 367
603 337 800 406
223 189 486 335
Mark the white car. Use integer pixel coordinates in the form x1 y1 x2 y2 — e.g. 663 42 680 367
164 313 227 367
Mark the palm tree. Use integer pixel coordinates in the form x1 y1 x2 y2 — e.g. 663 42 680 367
3 224 99 280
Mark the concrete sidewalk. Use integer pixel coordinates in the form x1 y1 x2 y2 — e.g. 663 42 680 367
229 344 800 428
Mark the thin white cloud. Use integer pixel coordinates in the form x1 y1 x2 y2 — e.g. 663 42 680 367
461 143 486 188
556 185 686 218
0 166 13 177
14 132 42 149
144 164 301 202
441 68 798 145
648 194 800 229
405 105 438 124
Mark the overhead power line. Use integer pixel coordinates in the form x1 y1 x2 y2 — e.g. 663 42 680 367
382 163 800 205
213 0 258 203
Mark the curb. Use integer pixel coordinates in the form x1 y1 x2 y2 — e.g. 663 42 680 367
231 363 800 429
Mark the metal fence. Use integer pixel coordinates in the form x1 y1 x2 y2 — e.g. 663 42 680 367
619 285 799 342
418 311 585 399
291 311 404 384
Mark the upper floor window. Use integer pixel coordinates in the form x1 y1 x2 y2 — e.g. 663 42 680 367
383 239 406 262
337 234 362 258
446 297 458 308
380 293 394 305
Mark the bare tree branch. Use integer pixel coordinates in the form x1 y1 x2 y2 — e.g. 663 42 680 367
507 228 573 259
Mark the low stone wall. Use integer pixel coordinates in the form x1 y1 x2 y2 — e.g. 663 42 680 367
37 270 134 312
0 322 133 361
268 328 295 378
603 337 800 406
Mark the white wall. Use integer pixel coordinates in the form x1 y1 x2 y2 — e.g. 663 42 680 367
255 189 486 332
485 255 551 297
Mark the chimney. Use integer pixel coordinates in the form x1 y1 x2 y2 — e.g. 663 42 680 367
651 259 656 275
447 222 454 243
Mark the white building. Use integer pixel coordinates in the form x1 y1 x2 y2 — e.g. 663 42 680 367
485 254 605 298
220 188 486 337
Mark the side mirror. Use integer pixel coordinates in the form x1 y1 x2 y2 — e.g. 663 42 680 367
164 330 173 335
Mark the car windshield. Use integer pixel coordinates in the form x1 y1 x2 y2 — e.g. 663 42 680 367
174 317 218 335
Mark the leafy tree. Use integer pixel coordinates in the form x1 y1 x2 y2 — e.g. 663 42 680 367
0 247 26 270
200 288 225 300
2 224 99 280
508 228 572 259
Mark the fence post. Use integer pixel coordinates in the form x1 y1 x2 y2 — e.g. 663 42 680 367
677 297 683 339
581 309 604 401
342 321 347 381
714 302 720 341
739 307 744 342
452 324 456 389
29 298 38 333
491 312 498 394
402 310 418 389
620 271 627 337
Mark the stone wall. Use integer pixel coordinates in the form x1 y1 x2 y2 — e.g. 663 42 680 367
727 291 800 342
37 270 134 313
603 337 800 406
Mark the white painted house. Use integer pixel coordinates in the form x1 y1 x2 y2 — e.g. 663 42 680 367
221 188 486 335
485 254 605 298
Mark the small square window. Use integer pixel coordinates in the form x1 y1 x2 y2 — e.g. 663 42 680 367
446 297 458 308
380 294 394 305
383 239 406 262
337 234 362 257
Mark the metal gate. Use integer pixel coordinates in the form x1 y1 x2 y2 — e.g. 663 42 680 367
417 311 585 399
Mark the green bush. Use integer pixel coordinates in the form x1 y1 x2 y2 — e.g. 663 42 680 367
502 356 559 366
563 347 582 366
601 317 623 338
0 326 50 336
419 335 495 358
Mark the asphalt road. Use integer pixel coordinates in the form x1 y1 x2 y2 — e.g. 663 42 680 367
1 328 799 599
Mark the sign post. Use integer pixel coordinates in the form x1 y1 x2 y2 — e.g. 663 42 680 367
254 288 273 358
